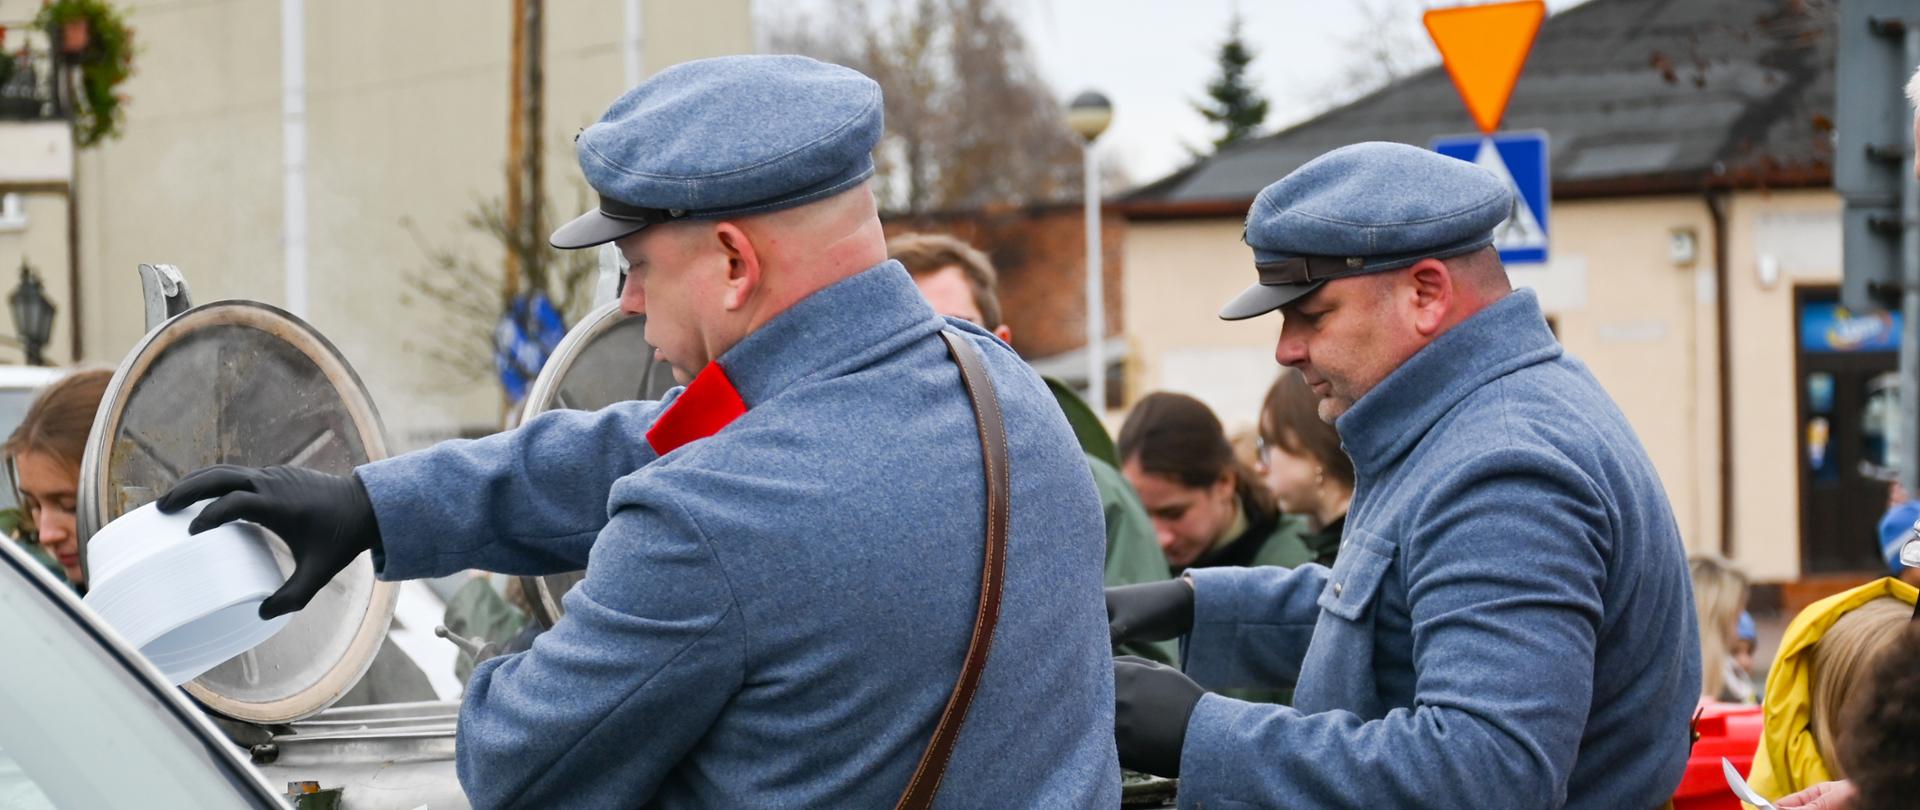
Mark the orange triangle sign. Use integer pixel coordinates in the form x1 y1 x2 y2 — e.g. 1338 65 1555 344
1424 0 1547 134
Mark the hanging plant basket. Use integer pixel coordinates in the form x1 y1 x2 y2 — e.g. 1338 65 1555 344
34 0 135 147
60 18 88 55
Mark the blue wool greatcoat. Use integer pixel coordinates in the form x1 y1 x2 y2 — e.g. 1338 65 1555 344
356 262 1121 808
1178 290 1700 809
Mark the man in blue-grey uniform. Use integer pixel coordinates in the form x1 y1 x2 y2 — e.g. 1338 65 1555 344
1106 142 1699 808
161 55 1119 807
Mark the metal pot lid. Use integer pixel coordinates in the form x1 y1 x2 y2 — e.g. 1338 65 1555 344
518 301 675 628
78 301 396 724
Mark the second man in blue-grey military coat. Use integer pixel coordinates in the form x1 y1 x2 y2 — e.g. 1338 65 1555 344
162 55 1120 807
1106 142 1700 808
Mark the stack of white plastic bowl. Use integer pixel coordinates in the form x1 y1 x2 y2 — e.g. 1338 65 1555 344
82 500 292 685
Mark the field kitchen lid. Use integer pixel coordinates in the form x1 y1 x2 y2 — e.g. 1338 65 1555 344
518 301 676 628
78 300 396 723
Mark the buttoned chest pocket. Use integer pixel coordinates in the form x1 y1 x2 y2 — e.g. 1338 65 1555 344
1316 529 1397 621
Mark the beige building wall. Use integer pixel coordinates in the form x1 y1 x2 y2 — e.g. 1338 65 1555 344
1121 188 1841 581
26 0 748 449
1120 218 1273 431
1720 189 1842 581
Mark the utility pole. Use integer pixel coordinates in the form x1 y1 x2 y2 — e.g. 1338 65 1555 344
523 0 544 292
504 0 526 305
504 0 546 305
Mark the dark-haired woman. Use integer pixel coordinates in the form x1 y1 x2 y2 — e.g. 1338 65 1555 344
1256 369 1353 568
1117 391 1312 574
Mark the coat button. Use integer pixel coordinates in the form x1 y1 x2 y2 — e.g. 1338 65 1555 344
1333 581 1344 597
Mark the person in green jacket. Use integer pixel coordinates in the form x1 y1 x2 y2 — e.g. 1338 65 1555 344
890 233 1175 665
1117 390 1311 703
1116 391 1313 574
1254 368 1352 569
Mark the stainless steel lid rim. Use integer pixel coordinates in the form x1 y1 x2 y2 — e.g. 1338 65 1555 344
78 299 397 724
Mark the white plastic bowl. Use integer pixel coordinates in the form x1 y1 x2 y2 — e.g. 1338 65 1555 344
82 500 291 685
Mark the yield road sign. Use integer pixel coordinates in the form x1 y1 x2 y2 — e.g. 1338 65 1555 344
1424 0 1546 134
1432 130 1551 265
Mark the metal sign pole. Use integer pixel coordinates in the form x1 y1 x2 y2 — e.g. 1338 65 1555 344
1084 141 1105 412
1902 26 1920 497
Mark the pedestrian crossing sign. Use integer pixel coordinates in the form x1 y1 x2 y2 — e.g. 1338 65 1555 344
1431 130 1550 265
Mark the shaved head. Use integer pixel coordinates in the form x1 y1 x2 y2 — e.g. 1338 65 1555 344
614 183 887 382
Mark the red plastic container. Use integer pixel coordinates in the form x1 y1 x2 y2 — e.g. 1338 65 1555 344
1673 701 1765 810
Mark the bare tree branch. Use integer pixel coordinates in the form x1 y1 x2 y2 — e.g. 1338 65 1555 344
398 185 601 390
765 0 1097 215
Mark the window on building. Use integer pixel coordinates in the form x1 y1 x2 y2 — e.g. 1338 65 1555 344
0 194 26 232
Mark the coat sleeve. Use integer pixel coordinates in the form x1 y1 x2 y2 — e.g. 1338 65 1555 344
1176 448 1610 809
452 489 744 808
1093 458 1172 589
1179 564 1328 690
354 398 673 579
1092 457 1179 664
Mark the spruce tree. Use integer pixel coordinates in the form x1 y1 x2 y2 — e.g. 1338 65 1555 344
1196 14 1270 153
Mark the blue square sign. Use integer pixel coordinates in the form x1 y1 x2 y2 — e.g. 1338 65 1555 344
1432 130 1550 265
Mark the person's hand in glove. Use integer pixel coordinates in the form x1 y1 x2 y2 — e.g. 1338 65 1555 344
1113 655 1205 777
1105 577 1195 647
157 465 382 620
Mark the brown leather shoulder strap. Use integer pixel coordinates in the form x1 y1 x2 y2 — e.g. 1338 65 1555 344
896 330 1011 810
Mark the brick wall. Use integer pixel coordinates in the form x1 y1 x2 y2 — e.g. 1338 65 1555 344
882 203 1125 362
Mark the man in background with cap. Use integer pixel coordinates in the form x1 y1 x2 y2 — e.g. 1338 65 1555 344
1105 141 1698 808
161 55 1119 807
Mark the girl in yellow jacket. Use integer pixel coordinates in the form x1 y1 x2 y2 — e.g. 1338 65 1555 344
1747 577 1917 802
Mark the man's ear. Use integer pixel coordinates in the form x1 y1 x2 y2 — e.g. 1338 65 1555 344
1404 258 1454 337
714 222 762 311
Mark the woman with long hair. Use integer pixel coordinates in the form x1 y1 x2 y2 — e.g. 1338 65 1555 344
1117 391 1312 573
5 369 111 590
1689 554 1754 703
1256 369 1354 568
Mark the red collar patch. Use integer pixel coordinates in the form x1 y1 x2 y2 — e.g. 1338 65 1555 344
646 363 748 456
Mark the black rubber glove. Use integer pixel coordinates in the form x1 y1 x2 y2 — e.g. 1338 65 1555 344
1113 655 1204 778
157 465 382 620
1105 577 1195 647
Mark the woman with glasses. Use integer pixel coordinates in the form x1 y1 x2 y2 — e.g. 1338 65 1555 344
1117 391 1312 574
5 370 110 591
1255 369 1353 568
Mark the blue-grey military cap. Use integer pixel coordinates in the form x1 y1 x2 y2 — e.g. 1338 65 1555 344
1219 141 1513 320
550 55 883 250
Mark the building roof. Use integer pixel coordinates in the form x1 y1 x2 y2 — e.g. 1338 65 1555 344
1123 0 1835 217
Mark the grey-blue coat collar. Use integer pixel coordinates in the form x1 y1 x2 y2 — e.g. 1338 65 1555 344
715 259 945 408
1336 289 1561 474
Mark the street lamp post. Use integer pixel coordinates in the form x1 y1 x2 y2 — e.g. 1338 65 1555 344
10 261 56 367
1067 91 1113 411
